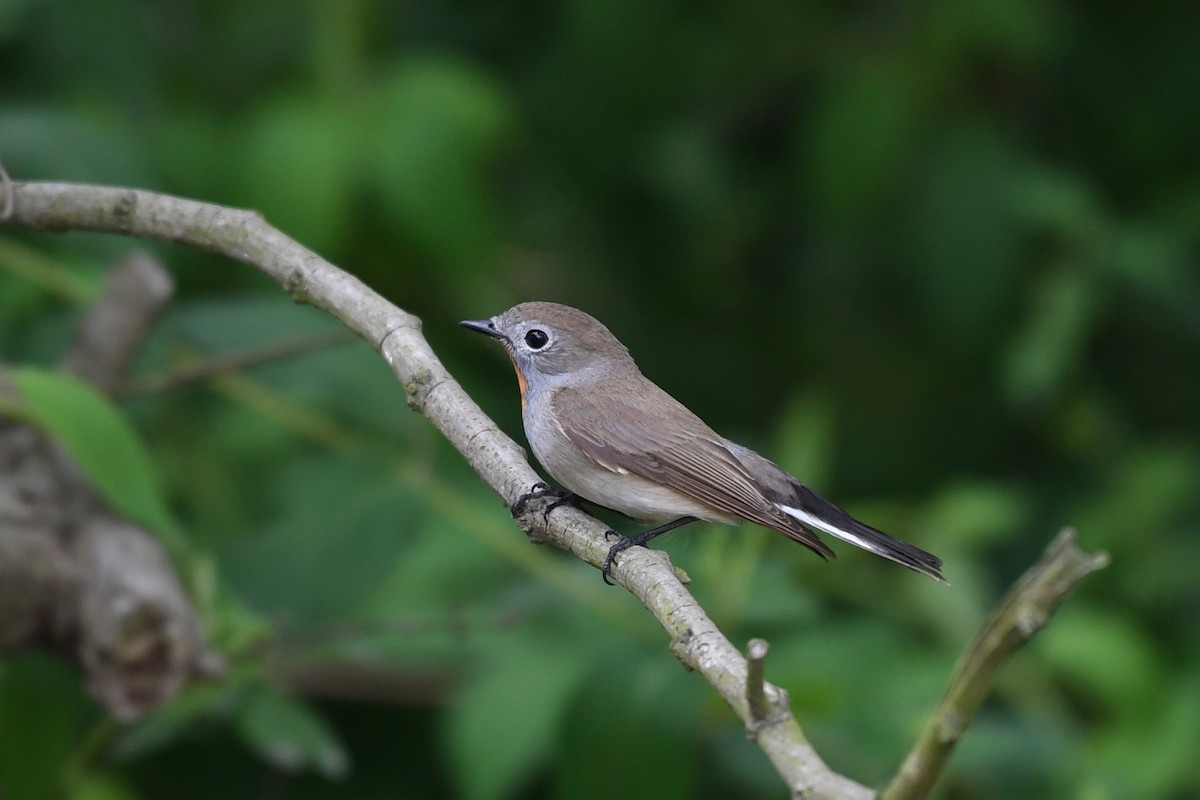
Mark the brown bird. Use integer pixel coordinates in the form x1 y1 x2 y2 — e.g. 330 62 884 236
463 302 944 584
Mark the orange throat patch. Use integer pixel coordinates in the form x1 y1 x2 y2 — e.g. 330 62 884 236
507 351 527 413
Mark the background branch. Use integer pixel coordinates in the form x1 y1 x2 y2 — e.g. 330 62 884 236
117 330 356 397
2 180 1108 797
59 252 174 393
1 252 221 720
883 529 1110 800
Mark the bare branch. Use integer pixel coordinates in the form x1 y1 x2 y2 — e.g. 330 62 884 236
881 529 1109 800
60 252 174 393
746 638 772 725
1 252 221 720
119 330 356 397
1 181 1110 798
2 180 873 797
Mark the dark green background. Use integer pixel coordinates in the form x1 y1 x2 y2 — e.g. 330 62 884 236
2 1 1199 798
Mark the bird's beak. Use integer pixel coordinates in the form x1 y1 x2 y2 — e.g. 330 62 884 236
460 318 506 340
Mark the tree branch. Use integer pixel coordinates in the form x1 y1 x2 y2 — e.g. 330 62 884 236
0 179 873 797
59 252 174 393
117 330 355 397
1 179 1108 797
882 529 1110 800
1 251 221 720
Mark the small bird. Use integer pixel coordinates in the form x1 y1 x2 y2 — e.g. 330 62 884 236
462 302 944 584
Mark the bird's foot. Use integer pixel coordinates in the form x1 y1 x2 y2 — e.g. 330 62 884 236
598 517 699 585
601 534 637 586
510 482 581 523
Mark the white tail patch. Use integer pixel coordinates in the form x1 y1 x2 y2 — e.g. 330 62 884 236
777 504 885 557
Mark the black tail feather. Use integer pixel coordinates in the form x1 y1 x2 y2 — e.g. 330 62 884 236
778 483 945 582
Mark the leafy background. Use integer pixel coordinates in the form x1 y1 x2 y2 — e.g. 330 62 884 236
2 1 1199 798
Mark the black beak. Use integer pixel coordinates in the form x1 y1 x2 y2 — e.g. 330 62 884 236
460 318 505 340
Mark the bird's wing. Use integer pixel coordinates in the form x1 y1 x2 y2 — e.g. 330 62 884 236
551 381 835 559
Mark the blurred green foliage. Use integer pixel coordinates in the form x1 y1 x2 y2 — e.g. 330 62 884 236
2 1 1199 798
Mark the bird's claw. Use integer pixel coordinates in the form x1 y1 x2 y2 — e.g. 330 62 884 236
510 482 580 522
601 534 635 586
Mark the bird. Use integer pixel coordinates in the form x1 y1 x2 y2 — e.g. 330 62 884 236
461 301 944 584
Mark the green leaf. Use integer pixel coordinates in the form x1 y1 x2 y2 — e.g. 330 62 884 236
921 481 1031 547
773 391 836 490
0 653 88 800
220 456 421 625
12 366 184 548
1003 268 1102 409
1037 606 1161 713
68 774 140 800
240 95 362 256
371 56 517 274
556 650 701 800
1092 674 1200 798
910 125 1029 340
234 685 349 779
446 634 592 800
108 683 237 762
807 64 923 225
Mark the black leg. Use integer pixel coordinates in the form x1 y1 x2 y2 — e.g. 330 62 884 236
602 516 700 585
511 482 582 522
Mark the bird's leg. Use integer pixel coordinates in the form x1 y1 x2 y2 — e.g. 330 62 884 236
510 481 582 522
602 516 700 585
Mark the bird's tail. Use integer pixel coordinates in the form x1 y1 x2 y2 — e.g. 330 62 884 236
777 484 945 582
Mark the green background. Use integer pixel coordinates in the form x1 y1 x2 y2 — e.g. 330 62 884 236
2 1 1199 798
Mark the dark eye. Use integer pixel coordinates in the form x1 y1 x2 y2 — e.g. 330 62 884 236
524 329 549 349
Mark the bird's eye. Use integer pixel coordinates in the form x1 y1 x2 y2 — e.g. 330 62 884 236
524 329 549 350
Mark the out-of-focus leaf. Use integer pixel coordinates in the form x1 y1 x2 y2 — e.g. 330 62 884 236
0 108 152 185
1102 224 1200 341
220 456 422 625
908 547 994 647
909 126 1028 341
1003 268 1103 409
446 633 592 800
359 504 507 620
1090 674 1200 798
371 56 517 274
68 774 140 800
807 65 922 224
169 294 414 440
643 123 730 215
172 295 340 352
773 390 835 490
735 558 822 628
240 95 362 256
947 712 1073 798
1010 167 1103 242
0 0 40 37
556 650 701 800
0 237 98 304
0 653 88 800
234 685 349 779
921 0 1056 66
12 366 183 547
707 726 792 797
764 619 946 781
1037 607 1160 713
1104 225 1190 299
1074 445 1200 555
921 481 1031 547
109 683 238 762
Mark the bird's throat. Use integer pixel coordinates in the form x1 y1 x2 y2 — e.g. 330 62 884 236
506 351 528 413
